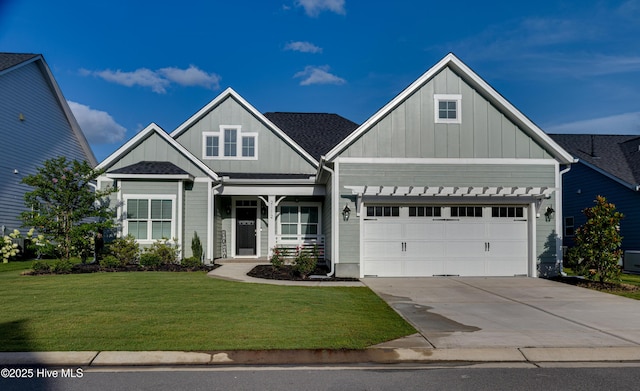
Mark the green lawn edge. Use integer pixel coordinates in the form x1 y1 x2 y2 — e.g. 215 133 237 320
0 261 416 352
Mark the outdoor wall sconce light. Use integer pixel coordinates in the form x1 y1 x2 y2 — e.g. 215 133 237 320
544 206 555 222
226 206 231 215
342 204 351 221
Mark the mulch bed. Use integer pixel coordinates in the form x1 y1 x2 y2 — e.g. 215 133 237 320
550 276 640 293
247 264 359 282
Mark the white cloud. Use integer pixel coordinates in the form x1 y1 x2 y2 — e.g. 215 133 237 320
294 65 346 85
158 65 221 89
84 65 220 94
95 68 170 93
68 101 127 144
545 112 640 134
284 41 323 53
296 0 345 17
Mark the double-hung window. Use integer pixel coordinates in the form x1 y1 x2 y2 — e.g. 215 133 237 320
203 125 257 159
434 94 462 124
125 196 174 241
279 204 320 240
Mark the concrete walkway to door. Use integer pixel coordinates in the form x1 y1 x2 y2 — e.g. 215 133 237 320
364 277 640 350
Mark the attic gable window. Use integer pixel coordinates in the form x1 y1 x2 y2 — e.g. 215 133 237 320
434 94 462 124
203 125 257 160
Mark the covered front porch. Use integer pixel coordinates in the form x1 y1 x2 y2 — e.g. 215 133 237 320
210 173 327 264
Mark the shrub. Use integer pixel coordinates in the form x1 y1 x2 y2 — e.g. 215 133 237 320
191 231 203 262
571 196 624 283
51 259 74 274
31 260 51 273
181 256 201 268
108 235 139 265
145 238 180 265
99 255 121 269
139 252 162 267
270 247 285 269
0 229 22 263
293 246 317 279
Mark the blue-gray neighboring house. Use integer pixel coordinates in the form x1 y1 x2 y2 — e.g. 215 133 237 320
97 53 574 278
549 134 640 257
0 53 97 234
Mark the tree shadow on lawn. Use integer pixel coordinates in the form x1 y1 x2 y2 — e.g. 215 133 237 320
0 319 34 351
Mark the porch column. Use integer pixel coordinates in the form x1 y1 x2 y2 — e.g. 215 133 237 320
267 195 276 257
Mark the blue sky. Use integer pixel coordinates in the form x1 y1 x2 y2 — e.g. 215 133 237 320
2 0 640 161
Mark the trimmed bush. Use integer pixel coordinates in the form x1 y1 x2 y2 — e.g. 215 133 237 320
51 259 74 274
108 234 139 265
181 256 201 268
31 260 51 273
139 252 162 267
99 255 121 269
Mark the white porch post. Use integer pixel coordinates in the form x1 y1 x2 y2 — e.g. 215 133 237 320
259 195 287 257
266 195 276 257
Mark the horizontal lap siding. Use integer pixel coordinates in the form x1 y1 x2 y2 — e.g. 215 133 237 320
562 163 640 252
339 163 555 188
184 182 209 259
0 62 92 232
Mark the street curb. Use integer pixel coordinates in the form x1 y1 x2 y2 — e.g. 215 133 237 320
1 347 640 366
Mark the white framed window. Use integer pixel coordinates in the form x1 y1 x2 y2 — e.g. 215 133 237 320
434 94 462 124
564 216 575 237
124 195 176 242
202 125 257 160
278 203 321 240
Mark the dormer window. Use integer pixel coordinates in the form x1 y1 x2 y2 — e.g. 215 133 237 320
434 94 462 124
203 125 257 160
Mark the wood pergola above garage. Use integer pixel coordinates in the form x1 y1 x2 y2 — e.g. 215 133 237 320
345 185 556 198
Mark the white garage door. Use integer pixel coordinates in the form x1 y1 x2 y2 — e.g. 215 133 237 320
362 205 528 277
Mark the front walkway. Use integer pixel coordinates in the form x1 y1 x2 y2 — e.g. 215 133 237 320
207 261 364 287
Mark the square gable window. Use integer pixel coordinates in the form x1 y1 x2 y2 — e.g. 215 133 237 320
202 125 257 160
434 94 462 124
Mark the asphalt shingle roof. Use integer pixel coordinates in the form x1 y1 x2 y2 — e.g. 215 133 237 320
549 134 640 187
108 161 190 176
264 112 359 160
0 53 39 72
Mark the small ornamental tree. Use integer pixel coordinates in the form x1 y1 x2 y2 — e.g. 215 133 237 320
569 195 624 283
20 157 116 261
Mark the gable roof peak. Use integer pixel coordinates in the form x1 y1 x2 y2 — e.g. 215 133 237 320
324 53 574 164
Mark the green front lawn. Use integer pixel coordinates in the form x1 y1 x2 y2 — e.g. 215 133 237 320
562 268 640 300
0 261 415 351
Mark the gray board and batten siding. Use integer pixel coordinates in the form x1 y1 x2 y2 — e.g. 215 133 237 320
339 67 554 160
173 95 317 175
106 131 209 178
0 57 95 232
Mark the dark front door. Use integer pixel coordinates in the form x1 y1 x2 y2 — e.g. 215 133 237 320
236 207 257 256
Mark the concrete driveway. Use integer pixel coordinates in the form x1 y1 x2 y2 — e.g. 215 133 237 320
364 277 640 349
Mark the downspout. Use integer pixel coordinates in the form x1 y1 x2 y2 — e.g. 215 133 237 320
210 182 223 263
314 159 336 278
558 164 572 277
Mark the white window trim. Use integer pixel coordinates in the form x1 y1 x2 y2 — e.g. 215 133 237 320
564 216 575 237
277 202 322 239
202 125 258 160
434 94 462 124
123 194 177 244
